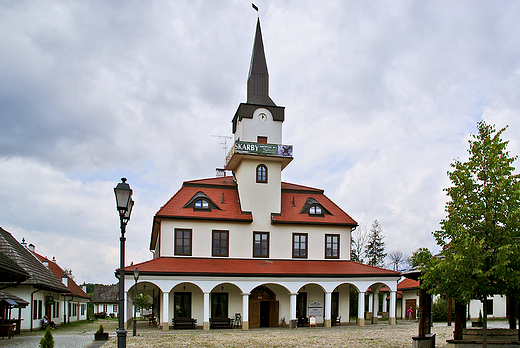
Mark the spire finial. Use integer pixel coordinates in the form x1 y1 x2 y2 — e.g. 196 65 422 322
247 17 275 106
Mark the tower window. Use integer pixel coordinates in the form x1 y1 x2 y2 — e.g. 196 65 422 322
256 164 268 183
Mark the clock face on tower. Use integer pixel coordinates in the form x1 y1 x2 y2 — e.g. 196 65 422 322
258 113 267 123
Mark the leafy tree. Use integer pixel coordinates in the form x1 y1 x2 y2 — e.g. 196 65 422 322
418 121 520 344
350 223 368 263
364 219 386 267
136 293 153 311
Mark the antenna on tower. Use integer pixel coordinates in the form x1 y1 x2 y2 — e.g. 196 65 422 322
212 135 233 169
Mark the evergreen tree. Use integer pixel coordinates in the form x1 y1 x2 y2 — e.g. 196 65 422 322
39 326 54 348
364 219 386 267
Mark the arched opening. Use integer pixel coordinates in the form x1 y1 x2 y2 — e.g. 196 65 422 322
249 285 278 328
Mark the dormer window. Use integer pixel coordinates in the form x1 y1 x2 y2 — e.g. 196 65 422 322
309 205 322 215
183 191 221 211
299 197 330 217
194 199 209 210
256 164 267 183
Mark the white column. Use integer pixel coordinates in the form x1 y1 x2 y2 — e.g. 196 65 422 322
123 291 128 329
389 291 397 325
372 291 379 324
345 286 350 324
242 293 249 330
382 292 388 312
368 293 373 313
357 292 365 326
324 292 332 328
162 291 169 331
290 293 298 328
203 292 210 330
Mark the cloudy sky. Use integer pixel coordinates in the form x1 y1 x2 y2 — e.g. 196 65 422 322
1 0 519 285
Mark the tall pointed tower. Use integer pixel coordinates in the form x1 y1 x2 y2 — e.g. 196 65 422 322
226 18 293 220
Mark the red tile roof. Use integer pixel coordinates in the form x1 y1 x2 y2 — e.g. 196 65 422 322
273 190 357 226
150 176 357 250
154 176 356 225
155 176 252 222
124 257 400 278
397 278 420 291
34 253 90 299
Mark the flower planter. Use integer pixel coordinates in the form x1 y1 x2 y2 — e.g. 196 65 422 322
94 332 109 340
471 321 483 328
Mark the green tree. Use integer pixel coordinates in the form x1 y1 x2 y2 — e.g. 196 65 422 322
418 121 520 345
136 293 153 311
39 326 54 348
364 219 386 267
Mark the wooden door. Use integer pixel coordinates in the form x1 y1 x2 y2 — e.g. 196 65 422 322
269 301 279 327
405 299 417 320
249 300 260 328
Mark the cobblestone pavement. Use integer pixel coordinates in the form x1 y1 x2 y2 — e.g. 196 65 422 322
0 320 511 348
0 319 118 348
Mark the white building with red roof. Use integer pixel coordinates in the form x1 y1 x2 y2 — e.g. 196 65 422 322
33 252 90 324
122 18 400 331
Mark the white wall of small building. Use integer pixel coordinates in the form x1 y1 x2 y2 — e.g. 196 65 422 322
468 295 507 319
94 302 119 317
3 285 64 331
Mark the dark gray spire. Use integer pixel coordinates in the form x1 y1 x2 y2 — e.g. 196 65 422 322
247 18 275 106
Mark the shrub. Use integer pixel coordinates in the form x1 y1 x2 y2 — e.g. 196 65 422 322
97 324 104 334
39 326 54 348
432 297 455 322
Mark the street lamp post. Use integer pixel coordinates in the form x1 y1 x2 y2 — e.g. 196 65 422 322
133 268 139 336
114 178 133 348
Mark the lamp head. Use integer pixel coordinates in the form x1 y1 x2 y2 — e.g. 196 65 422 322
114 178 133 214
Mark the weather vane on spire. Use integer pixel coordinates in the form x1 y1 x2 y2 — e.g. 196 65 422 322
252 3 258 13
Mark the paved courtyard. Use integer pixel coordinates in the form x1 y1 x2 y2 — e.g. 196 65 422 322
0 319 511 348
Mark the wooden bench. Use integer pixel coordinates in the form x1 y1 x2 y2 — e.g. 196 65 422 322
210 317 234 329
172 317 197 329
0 324 15 339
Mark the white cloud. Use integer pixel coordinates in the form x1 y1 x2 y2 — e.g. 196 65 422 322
1 1 519 283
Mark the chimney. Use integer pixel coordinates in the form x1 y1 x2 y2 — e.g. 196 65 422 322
52 256 56 262
216 168 226 177
28 243 35 252
43 257 49 269
21 238 27 248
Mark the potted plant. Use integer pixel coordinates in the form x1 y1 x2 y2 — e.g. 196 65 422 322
472 310 484 327
94 323 109 340
281 317 286 327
